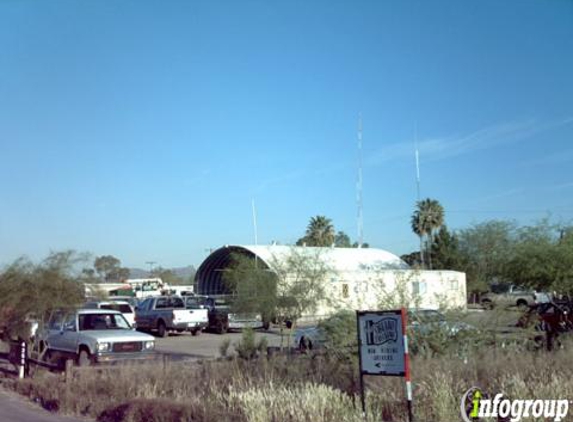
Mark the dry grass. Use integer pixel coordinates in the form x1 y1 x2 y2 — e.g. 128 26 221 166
3 344 573 422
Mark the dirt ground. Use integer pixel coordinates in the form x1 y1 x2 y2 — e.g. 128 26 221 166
154 327 291 361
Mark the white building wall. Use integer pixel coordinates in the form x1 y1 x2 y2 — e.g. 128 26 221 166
310 270 466 319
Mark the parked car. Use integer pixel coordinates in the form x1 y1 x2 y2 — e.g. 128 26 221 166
37 309 155 366
185 296 266 334
135 295 208 337
408 309 475 336
481 284 542 309
107 296 142 309
83 300 136 328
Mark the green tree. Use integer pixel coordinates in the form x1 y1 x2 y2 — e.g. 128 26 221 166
224 247 336 347
94 255 130 283
0 251 85 341
457 220 517 293
411 198 445 269
223 253 277 324
400 251 422 267
296 215 336 247
504 220 573 293
150 267 184 285
429 225 463 270
553 226 573 294
334 231 351 248
269 248 335 326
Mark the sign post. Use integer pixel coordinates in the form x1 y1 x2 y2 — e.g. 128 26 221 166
356 309 413 422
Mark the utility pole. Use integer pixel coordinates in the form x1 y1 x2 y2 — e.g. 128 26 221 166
145 261 156 276
357 113 364 248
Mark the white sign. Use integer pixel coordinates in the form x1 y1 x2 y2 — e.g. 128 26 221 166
357 311 406 376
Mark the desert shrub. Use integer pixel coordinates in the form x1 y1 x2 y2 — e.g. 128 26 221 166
98 398 193 422
7 344 573 422
318 310 356 349
219 338 231 358
0 252 85 341
227 382 362 422
234 328 257 360
256 335 268 355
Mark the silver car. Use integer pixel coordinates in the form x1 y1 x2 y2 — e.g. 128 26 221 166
38 308 155 366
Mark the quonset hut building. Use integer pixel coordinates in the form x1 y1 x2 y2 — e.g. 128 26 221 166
195 244 467 319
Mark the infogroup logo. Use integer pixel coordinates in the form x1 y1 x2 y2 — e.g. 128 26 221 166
460 387 569 422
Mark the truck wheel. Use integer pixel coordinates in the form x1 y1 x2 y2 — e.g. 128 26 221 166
299 336 312 352
157 321 168 338
191 328 201 336
517 300 528 310
78 349 92 367
216 322 227 335
41 344 52 363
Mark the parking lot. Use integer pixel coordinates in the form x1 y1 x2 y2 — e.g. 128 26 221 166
154 328 287 361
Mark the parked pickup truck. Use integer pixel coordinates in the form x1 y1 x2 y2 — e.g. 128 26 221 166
481 284 550 309
185 296 266 334
37 309 155 366
135 296 208 337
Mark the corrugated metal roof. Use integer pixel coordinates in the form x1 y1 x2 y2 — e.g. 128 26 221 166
239 245 409 272
195 244 409 295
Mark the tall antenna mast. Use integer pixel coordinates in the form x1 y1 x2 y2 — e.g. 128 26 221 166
414 122 424 266
415 122 421 202
357 113 364 248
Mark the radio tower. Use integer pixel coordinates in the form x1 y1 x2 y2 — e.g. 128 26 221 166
415 122 424 266
357 114 364 248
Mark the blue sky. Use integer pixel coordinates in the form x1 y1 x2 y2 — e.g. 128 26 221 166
1 0 572 268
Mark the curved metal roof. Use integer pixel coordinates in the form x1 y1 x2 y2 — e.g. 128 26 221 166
195 244 409 296
240 245 409 272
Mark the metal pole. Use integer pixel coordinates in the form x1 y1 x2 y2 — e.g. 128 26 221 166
357 114 364 248
415 123 424 268
356 311 366 417
401 308 414 422
19 341 26 379
359 373 366 417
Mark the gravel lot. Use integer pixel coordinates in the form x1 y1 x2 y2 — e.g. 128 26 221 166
154 310 527 361
154 327 290 361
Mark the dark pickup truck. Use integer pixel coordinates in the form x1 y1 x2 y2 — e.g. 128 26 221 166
184 296 267 334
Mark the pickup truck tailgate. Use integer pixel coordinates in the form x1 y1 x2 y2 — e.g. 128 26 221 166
173 309 208 324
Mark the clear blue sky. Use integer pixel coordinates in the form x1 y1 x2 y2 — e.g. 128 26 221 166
1 0 572 268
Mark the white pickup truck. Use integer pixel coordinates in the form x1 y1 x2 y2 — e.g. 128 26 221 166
135 296 208 337
481 284 550 309
37 308 155 366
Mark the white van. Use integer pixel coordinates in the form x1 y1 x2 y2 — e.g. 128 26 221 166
83 300 136 328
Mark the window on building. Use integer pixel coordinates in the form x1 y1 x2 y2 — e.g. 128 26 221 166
412 281 427 296
342 283 349 298
449 279 459 290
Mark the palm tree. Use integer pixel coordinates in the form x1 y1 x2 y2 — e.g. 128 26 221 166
298 215 336 247
411 198 445 269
